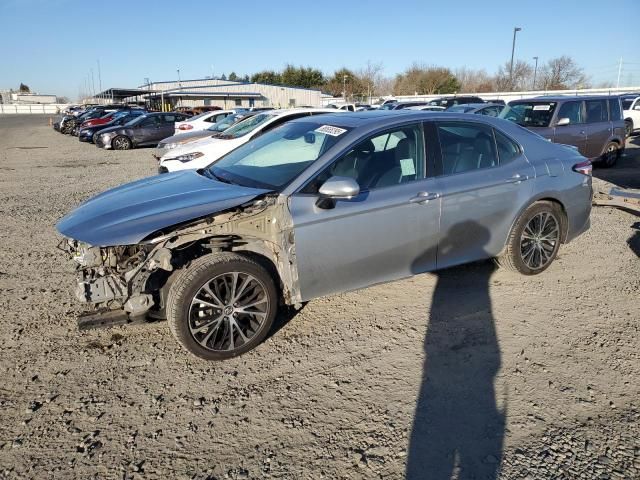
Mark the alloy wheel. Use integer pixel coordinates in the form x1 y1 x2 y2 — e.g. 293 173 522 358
188 272 269 352
520 212 559 270
113 137 130 150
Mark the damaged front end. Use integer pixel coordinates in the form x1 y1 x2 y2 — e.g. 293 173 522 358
58 193 301 330
58 240 174 329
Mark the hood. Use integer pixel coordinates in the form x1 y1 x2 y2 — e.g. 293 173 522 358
161 136 242 163
162 130 217 146
57 170 271 246
95 125 123 135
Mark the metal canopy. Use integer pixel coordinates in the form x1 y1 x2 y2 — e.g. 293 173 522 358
96 88 157 100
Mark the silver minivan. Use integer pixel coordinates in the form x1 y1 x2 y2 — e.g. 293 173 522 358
501 96 625 167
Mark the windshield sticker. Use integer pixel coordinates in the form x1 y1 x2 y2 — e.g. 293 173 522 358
315 125 347 137
399 158 416 176
533 105 551 111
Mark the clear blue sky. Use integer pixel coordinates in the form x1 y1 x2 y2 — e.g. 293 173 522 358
1 0 638 99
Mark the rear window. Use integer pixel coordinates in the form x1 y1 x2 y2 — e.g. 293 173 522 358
500 102 557 128
585 99 608 123
608 99 622 121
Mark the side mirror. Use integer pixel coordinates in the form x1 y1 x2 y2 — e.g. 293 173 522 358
317 176 360 209
556 117 571 126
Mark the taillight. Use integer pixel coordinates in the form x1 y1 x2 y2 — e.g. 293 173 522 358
178 124 193 130
572 160 592 176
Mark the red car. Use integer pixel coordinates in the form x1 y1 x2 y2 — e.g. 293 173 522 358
80 110 145 128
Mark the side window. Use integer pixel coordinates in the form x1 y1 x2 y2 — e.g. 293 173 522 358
608 99 622 120
556 101 583 124
436 122 498 175
585 100 608 123
163 114 177 123
480 106 501 117
303 123 425 193
494 129 520 164
141 117 158 127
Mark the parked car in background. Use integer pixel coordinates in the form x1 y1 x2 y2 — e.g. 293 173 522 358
427 96 485 109
405 105 447 112
174 110 236 134
78 111 148 143
446 103 504 116
159 108 341 173
621 94 640 136
327 103 357 111
386 101 433 110
154 111 258 159
483 99 507 106
500 96 625 167
57 110 592 360
95 112 190 150
80 109 146 129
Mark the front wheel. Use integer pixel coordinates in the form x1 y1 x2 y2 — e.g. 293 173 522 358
167 253 278 360
112 135 132 150
496 201 563 275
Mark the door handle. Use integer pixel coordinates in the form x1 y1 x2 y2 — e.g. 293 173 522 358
505 173 530 184
580 130 586 135
409 191 440 204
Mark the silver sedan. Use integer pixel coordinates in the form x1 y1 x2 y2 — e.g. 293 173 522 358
57 111 592 360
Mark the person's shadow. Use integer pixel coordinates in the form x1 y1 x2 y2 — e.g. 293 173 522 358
407 221 505 479
628 222 640 258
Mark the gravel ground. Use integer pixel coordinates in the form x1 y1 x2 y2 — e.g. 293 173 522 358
0 115 639 480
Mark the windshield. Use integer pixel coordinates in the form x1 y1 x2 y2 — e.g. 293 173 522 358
185 111 212 122
500 102 557 127
207 121 350 190
206 113 245 132
379 103 397 110
217 113 275 139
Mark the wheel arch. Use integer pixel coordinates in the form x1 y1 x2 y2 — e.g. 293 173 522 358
505 195 569 250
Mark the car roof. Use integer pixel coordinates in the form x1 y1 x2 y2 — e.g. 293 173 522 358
287 109 513 130
512 95 616 103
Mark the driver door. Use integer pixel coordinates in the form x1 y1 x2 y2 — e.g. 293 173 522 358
135 116 161 145
289 123 441 302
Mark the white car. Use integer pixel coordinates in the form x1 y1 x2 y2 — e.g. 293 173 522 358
622 95 640 137
405 105 447 111
159 108 342 173
174 110 237 135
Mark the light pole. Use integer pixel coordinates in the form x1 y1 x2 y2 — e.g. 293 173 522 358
177 68 182 109
532 56 539 90
343 75 348 103
509 27 522 89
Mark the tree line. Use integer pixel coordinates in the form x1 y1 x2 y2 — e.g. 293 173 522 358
217 56 594 100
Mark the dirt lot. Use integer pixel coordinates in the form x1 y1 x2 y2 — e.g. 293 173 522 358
0 115 639 479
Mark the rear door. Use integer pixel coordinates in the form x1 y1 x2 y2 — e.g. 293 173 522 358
583 99 610 158
553 100 587 156
433 121 535 268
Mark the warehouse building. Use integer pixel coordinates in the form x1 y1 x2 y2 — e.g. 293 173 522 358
137 77 323 110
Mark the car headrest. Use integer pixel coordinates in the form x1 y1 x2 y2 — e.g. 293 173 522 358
474 132 493 156
395 138 414 163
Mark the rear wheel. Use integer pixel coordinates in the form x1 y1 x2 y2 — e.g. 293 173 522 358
496 201 562 275
167 253 278 360
112 135 132 150
599 142 619 168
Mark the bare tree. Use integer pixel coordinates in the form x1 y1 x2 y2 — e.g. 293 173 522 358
455 67 495 93
538 56 587 90
493 60 533 91
394 63 460 95
357 61 384 100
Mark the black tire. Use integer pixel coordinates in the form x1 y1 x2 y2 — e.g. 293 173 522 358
167 252 278 360
599 142 620 168
625 120 633 138
496 201 563 275
112 135 132 150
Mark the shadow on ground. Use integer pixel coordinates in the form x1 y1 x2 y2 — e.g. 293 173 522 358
407 222 505 479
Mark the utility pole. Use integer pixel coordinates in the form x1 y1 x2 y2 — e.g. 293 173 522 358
616 57 623 88
97 59 102 102
509 27 522 90
90 68 95 100
532 56 539 90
